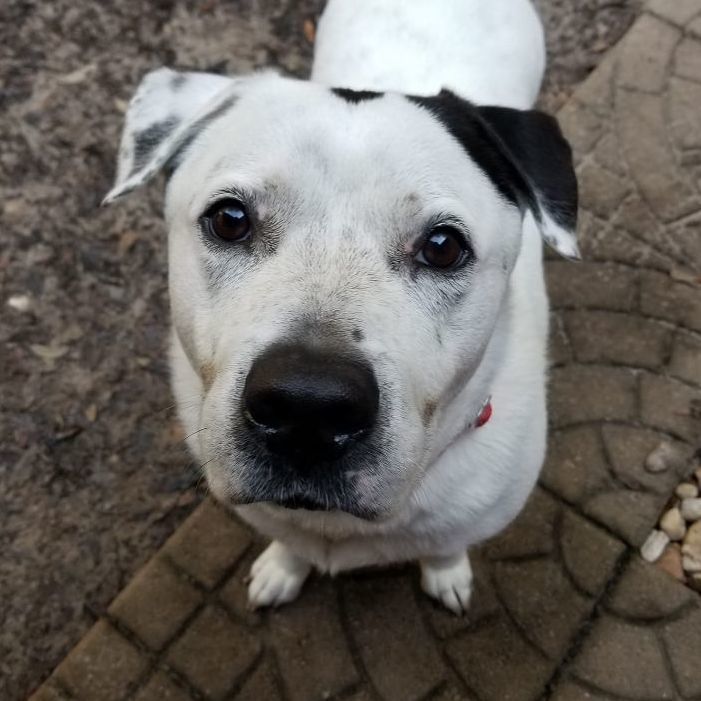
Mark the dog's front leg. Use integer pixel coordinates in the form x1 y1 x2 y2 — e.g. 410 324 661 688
247 540 312 609
420 551 473 616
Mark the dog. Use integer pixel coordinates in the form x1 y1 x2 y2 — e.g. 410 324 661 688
104 0 578 614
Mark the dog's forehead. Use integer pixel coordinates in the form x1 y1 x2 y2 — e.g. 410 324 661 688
173 77 500 215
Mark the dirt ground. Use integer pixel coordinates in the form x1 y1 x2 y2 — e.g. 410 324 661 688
1 1 640 698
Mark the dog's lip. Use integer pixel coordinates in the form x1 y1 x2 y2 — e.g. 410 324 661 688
271 495 332 511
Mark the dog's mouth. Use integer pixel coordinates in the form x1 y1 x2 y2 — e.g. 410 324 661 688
244 489 381 520
272 495 333 511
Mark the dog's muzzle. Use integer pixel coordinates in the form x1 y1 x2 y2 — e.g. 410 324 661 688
242 342 379 465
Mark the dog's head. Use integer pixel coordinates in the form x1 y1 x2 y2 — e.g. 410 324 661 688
105 69 577 519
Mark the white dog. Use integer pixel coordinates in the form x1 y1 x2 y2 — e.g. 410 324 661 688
104 0 578 614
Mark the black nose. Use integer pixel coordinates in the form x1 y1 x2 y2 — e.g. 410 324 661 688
242 343 379 462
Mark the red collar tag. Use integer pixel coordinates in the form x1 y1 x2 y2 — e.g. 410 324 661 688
475 400 492 428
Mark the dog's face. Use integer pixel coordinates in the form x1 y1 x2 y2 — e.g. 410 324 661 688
106 69 577 519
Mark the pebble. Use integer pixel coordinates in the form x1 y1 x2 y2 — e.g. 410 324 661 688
641 529 670 563
656 543 685 581
695 467 701 487
690 573 701 592
675 482 699 499
682 521 701 574
659 507 686 541
6 294 31 312
680 498 701 521
682 520 701 561
644 441 681 473
682 554 701 573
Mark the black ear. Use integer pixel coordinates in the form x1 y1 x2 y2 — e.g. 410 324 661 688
410 90 579 259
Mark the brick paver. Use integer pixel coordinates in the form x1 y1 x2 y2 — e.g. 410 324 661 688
31 1 701 699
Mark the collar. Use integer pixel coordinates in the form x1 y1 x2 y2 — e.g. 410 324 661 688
473 396 493 429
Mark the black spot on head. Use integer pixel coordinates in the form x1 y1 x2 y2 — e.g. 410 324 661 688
422 400 437 427
352 327 364 342
409 90 577 234
332 87 383 104
409 92 530 211
170 73 187 91
131 117 179 176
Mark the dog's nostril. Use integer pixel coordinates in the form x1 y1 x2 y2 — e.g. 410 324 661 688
242 343 379 460
245 378 375 434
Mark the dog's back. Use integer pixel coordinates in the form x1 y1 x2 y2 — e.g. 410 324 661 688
312 0 546 110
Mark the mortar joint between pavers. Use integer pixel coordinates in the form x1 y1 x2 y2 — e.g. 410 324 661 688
655 626 687 701
536 480 640 550
551 505 615 604
108 544 258 701
409 571 480 699
491 564 576 665
335 580 386 701
555 303 701 339
646 4 701 32
163 536 255 600
103 613 203 701
542 547 634 699
220 647 267 701
258 636 298 701
614 595 701 630
593 424 638 496
550 416 695 448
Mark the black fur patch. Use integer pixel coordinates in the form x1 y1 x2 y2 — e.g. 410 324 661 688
409 90 577 232
170 73 187 91
332 87 383 103
478 105 577 231
165 94 239 174
131 117 179 175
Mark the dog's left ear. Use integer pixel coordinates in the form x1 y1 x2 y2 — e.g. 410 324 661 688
412 91 579 259
103 68 239 204
477 105 579 259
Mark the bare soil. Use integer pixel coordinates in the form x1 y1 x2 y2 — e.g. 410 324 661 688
0 1 640 698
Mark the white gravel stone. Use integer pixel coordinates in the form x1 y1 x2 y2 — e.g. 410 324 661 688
6 294 31 312
676 482 699 499
644 441 681 473
682 554 701 573
680 498 701 521
641 529 670 563
659 507 686 541
682 520 701 564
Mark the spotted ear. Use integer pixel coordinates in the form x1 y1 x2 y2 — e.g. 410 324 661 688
476 105 579 259
411 91 579 259
102 68 238 204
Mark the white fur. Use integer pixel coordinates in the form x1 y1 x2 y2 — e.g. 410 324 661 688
242 0 549 611
312 0 546 109
106 0 571 615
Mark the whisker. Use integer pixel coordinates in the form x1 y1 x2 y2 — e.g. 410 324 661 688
181 426 209 444
140 396 203 420
197 456 216 473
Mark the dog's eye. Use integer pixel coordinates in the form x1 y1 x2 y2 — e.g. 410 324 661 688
415 226 468 270
203 199 251 242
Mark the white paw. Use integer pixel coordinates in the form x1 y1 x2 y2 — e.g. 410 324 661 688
420 552 473 616
247 541 312 610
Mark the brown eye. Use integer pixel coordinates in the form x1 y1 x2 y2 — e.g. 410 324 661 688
416 226 468 269
204 199 251 242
